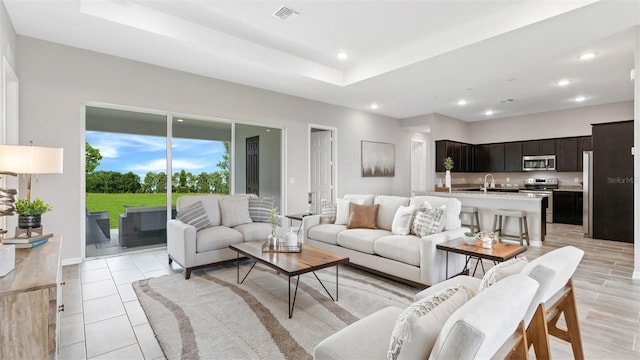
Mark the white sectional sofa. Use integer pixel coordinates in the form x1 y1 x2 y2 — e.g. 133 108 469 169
303 194 467 287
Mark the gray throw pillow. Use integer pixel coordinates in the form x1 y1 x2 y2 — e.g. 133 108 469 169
219 196 253 227
248 197 274 223
411 207 445 237
177 200 212 231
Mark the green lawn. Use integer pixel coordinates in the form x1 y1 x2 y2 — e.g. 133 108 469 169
86 193 202 229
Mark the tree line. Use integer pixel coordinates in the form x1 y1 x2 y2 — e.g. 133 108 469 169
85 141 230 194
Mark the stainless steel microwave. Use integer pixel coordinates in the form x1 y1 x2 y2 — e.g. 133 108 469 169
522 155 556 171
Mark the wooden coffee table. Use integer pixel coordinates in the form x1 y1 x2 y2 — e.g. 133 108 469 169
437 238 527 279
229 241 349 318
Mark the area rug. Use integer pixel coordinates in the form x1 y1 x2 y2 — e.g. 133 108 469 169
133 262 417 360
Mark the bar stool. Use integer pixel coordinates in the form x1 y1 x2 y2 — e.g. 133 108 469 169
460 206 481 233
493 209 530 245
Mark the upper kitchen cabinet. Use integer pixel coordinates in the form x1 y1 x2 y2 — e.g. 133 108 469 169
435 140 473 172
577 136 593 171
522 139 556 156
556 137 579 172
474 143 505 172
504 142 523 172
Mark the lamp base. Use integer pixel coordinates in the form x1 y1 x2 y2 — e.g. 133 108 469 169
15 225 44 238
0 243 15 277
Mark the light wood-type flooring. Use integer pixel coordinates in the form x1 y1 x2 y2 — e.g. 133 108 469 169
58 223 639 359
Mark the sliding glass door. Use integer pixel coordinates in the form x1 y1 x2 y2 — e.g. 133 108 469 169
85 106 282 258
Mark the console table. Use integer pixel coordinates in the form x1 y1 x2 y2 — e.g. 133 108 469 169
0 235 62 359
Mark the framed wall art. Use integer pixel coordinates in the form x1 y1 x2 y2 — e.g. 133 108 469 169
361 140 395 177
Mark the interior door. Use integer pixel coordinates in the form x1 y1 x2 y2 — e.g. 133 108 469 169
246 136 259 195
310 129 333 212
411 140 426 192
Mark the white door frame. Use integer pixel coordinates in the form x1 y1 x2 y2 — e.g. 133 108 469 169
308 124 337 210
2 57 19 233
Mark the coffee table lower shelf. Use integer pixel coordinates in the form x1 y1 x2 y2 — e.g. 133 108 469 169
436 238 527 279
229 241 349 318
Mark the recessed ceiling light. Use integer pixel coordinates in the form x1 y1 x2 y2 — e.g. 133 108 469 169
176 118 184 122
370 103 379 110
575 96 586 102
484 110 494 116
579 52 596 60
337 52 348 60
557 79 571 86
499 98 515 104
457 99 467 106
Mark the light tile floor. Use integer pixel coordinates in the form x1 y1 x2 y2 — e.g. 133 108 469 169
59 224 640 359
59 248 182 359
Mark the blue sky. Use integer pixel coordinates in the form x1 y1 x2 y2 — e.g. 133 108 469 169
86 131 226 178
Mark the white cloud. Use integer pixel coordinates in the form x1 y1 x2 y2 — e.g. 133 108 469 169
127 158 208 172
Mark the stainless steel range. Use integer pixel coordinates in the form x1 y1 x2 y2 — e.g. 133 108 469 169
519 178 558 223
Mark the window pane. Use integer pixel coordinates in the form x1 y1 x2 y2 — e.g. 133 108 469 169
85 107 168 257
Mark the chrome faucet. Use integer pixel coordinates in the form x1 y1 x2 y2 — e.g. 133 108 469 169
482 174 495 194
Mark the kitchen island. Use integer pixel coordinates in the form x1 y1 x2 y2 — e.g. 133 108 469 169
416 191 547 247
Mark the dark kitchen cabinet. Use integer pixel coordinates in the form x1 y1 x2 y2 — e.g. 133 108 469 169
523 139 555 156
593 121 633 242
435 140 473 172
504 142 523 172
474 143 504 172
556 137 578 172
577 136 592 171
553 191 583 225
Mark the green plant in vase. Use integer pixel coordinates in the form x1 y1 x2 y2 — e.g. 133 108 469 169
443 156 454 191
443 156 454 171
268 208 280 247
14 197 52 229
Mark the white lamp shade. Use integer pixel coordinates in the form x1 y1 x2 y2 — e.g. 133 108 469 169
0 145 63 174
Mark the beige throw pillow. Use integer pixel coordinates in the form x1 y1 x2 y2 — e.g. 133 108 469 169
387 285 475 360
478 257 529 292
391 205 416 236
347 203 379 229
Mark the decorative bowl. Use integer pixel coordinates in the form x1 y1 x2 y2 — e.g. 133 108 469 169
463 235 476 245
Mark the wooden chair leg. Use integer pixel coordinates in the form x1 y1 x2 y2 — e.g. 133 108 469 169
526 304 551 360
547 280 584 360
492 321 530 360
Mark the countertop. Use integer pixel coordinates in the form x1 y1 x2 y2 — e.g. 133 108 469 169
419 191 544 200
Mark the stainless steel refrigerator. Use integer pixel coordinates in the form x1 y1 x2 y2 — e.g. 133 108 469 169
582 151 593 237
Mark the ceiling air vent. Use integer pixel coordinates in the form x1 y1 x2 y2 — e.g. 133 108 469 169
273 6 300 22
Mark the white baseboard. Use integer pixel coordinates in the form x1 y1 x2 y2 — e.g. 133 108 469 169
61 257 82 266
633 270 640 280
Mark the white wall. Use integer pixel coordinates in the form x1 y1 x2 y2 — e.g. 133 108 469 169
0 1 15 67
16 36 412 262
468 101 634 144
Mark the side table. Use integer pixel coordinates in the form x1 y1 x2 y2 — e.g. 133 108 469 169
285 213 314 236
437 238 527 279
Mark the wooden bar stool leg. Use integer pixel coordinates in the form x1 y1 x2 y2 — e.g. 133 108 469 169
493 214 499 233
474 211 480 232
523 216 530 245
518 219 524 245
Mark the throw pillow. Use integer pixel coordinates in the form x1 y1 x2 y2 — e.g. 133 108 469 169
347 203 379 229
391 205 416 236
387 285 475 360
320 200 337 224
335 198 365 225
411 207 445 237
478 257 529 292
176 200 212 231
219 196 253 227
248 197 274 223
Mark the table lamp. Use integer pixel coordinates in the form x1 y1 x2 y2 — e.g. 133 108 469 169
0 142 63 238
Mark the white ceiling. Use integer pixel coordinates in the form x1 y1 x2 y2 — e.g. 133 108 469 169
4 0 639 121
